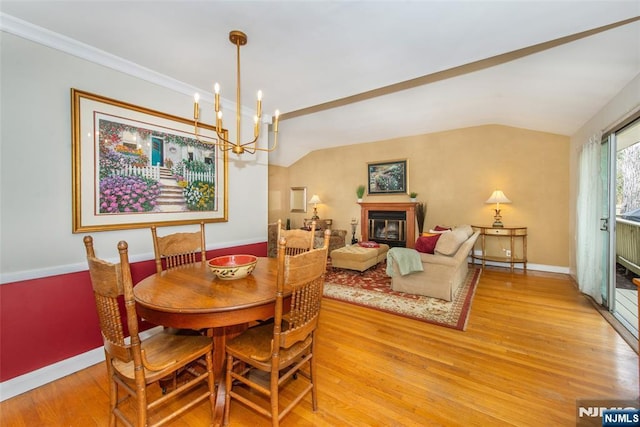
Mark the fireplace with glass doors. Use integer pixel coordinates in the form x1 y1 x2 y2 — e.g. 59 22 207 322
359 202 417 249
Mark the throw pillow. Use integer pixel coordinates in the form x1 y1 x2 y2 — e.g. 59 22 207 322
359 241 380 248
429 225 452 234
415 234 441 254
454 224 473 238
434 229 468 256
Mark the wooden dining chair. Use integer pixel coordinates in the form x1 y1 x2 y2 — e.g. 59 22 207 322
151 222 208 338
83 236 215 427
151 222 206 273
277 218 316 256
223 230 331 427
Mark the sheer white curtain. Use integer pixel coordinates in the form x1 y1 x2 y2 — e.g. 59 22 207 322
576 133 603 303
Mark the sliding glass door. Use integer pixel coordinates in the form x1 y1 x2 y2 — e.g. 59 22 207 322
604 118 640 338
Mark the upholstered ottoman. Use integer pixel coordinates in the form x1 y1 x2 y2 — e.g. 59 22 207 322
330 244 389 272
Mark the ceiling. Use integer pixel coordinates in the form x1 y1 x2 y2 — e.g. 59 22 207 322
1 1 639 166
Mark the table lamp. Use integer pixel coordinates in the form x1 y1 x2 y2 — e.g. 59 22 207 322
350 218 359 244
485 190 511 227
308 195 322 220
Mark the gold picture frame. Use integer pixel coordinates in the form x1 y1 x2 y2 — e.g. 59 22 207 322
71 89 228 232
289 187 307 213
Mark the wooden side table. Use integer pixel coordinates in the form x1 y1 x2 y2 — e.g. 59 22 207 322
472 225 527 272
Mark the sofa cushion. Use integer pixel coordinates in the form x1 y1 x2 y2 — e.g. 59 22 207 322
415 233 441 254
454 224 473 238
434 229 468 256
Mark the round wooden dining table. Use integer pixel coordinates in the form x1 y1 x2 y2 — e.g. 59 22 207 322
133 256 283 425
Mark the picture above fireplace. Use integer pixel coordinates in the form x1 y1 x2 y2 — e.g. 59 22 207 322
367 159 407 195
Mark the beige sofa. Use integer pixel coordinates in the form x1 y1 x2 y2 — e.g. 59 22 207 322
388 226 479 301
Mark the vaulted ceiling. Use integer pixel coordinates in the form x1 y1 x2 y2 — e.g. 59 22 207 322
2 1 639 166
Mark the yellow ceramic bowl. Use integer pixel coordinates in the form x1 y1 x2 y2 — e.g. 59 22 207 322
207 254 257 280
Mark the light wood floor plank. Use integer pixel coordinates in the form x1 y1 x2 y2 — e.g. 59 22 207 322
1 268 637 426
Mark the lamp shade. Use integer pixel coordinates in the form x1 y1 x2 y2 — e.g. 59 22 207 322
485 190 511 204
308 195 322 205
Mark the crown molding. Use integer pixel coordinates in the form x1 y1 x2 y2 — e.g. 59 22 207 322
0 12 200 96
0 12 255 117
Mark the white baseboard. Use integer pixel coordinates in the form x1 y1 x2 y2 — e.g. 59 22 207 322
469 251 570 274
0 326 163 402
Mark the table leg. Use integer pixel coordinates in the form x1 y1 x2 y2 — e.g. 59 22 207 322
510 235 515 272
210 324 249 426
481 233 486 269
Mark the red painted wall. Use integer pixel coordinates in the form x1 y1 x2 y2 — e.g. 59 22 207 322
0 242 267 382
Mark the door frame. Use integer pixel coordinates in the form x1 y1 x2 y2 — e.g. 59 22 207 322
601 111 640 338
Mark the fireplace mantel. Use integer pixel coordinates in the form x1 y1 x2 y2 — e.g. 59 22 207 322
359 202 417 248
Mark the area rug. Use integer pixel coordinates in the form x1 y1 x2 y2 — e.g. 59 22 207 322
323 262 481 331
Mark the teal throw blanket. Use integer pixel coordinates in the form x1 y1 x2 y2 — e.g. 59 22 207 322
386 247 424 276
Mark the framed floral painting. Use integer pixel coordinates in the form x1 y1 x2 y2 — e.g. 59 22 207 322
71 89 228 232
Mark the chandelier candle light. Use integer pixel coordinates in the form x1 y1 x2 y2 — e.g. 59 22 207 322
485 190 511 227
193 30 279 155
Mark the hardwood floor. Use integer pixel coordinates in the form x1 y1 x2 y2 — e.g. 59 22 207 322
2 268 638 426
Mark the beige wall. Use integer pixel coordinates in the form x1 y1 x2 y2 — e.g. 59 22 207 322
0 33 269 281
269 124 570 270
268 165 290 225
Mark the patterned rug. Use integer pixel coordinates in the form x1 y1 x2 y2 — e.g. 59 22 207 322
323 261 481 331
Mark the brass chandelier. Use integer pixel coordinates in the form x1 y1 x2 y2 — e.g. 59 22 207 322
193 30 279 155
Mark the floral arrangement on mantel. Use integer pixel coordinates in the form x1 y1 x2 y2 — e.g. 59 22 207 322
356 185 366 201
